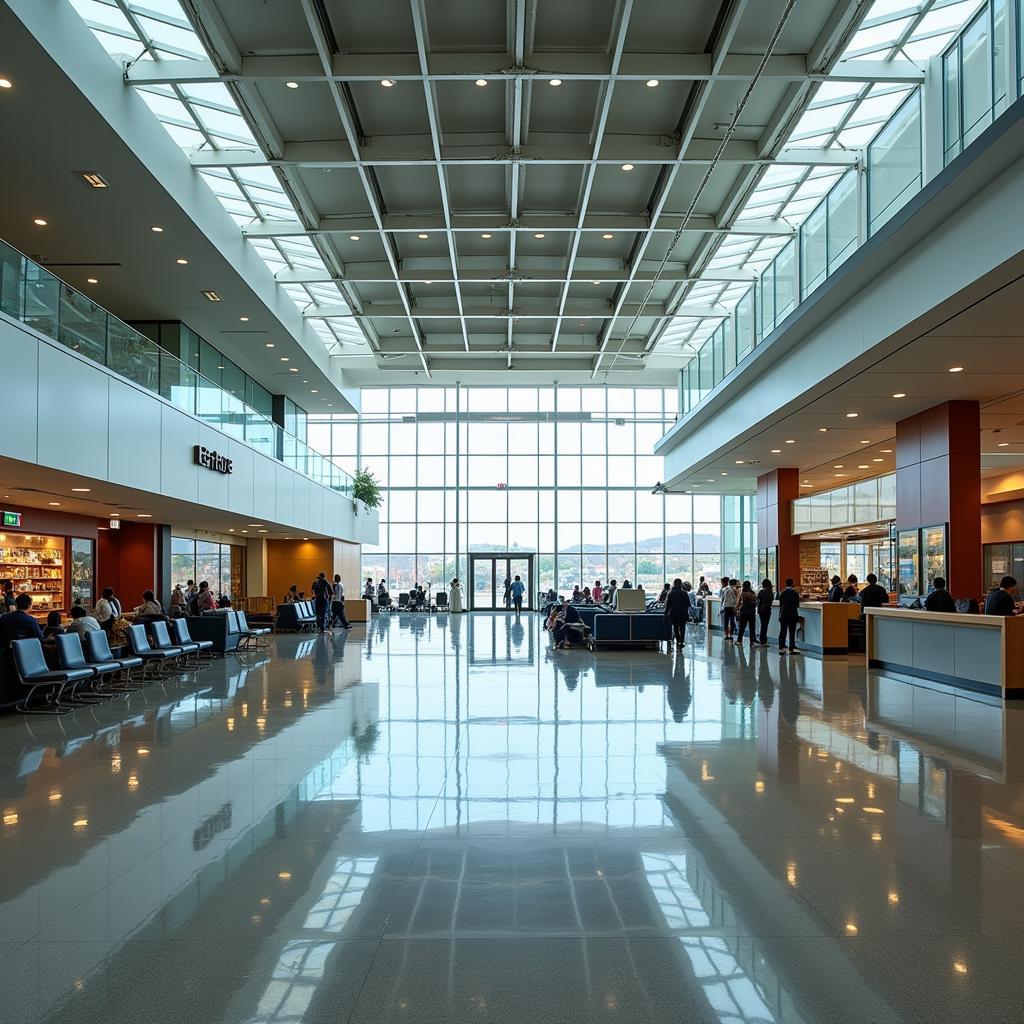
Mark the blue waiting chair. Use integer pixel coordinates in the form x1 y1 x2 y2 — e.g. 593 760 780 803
82 629 144 689
11 638 93 714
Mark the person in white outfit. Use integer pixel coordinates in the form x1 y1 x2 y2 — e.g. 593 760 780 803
449 578 464 613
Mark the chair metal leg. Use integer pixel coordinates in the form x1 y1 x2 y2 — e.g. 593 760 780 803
18 682 72 715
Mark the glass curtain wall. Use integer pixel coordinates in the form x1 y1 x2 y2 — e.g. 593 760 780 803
170 538 241 599
308 386 755 595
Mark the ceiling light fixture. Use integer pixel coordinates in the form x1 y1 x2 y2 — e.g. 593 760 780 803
834 464 844 469
770 448 781 454
239 315 249 322
380 79 395 88
481 232 492 239
949 366 964 373
873 457 884 462
858 464 869 469
549 78 562 86
534 233 545 239
602 233 614 239
202 290 221 302
474 78 487 87
892 392 906 398
78 172 109 189
349 234 360 241
621 163 634 171
417 232 428 239
33 218 47 226
734 460 744 465
720 472 728 476
280 356 289 361
48 502 60 506
785 439 795 444
646 79 659 87
86 277 98 284
137 513 152 518
998 441 1010 447
860 439 870 444
289 367 299 372
0 79 12 89
286 81 299 89
175 258 188 265
846 412 858 418
879 448 892 453
71 488 91 492
265 342 274 348
311 389 318 393
818 427 828 432
150 225 163 233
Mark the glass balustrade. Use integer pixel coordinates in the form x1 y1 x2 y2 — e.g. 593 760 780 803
0 238 352 497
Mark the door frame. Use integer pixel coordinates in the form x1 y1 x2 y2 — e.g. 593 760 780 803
468 553 536 611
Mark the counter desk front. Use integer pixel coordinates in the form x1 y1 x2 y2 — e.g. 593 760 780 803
703 596 861 654
864 607 1024 699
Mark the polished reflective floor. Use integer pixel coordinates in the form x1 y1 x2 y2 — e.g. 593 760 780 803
2 613 1024 1022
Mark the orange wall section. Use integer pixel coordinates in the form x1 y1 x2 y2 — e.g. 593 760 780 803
266 540 334 604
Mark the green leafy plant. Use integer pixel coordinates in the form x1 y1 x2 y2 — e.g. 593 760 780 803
353 467 383 509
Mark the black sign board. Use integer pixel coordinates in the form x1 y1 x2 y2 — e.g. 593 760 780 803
194 444 233 475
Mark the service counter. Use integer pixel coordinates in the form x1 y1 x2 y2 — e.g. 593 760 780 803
865 607 1024 699
345 598 372 622
704 595 861 654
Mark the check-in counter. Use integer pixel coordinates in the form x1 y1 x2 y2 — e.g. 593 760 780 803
865 607 1024 698
705 595 861 654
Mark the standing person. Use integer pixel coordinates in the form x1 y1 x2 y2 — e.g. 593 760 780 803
192 581 217 614
984 575 1018 616
756 578 775 647
502 576 512 610
311 572 331 631
606 580 618 607
2 579 15 614
663 578 691 651
720 577 738 640
510 574 525 615
777 577 801 655
449 578 464 613
826 576 844 602
330 574 351 629
735 581 757 648
184 580 198 604
592 580 603 604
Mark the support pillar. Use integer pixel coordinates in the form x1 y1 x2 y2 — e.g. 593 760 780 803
896 400 981 599
756 468 800 585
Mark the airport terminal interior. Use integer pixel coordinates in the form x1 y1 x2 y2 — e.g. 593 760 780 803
3 0 1024 1020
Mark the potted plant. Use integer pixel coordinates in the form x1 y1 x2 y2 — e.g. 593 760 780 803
352 467 382 513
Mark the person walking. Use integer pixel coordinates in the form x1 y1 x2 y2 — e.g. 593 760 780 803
449 578 464 613
663 578 691 650
755 578 774 646
720 577 738 640
777 577 801 655
735 581 757 648
330 574 352 628
502 576 512 609
311 572 332 632
510 574 525 615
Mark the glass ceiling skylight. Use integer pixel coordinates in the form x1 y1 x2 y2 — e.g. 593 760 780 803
66 0 366 356
661 0 986 358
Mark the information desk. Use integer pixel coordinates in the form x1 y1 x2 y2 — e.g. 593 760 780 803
864 607 1024 699
704 596 861 654
344 598 372 622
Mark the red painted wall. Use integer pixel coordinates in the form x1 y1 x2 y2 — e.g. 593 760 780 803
96 523 158 606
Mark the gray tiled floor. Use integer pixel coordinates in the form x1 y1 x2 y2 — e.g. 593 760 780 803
2 611 1024 1022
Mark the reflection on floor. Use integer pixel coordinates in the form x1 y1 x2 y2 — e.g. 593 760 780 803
1 611 1024 1022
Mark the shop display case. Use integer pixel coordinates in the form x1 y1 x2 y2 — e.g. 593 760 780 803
0 533 65 613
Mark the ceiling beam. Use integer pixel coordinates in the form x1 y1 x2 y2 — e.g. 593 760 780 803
275 266 758 285
303 302 673 319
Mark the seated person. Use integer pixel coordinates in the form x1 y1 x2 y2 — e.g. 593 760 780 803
66 605 101 635
858 573 889 610
826 576 844 602
571 585 583 603
843 574 860 601
0 593 44 648
284 585 300 604
42 610 65 638
984 576 1017 616
134 590 163 618
582 586 592 604
363 578 376 601
924 577 957 613
553 599 583 648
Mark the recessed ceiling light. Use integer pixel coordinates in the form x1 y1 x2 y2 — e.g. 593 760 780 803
872 457 884 462
424 280 432 284
892 392 906 398
785 439 795 444
801 483 812 488
475 78 488 87
998 442 1010 447
176 258 188 265
602 233 614 239
834 473 847 477
380 79 395 88
481 232 492 239
949 366 964 373
228 528 235 532
646 79 659 87
770 448 781 453
86 277 98 284
151 225 163 232
734 460 744 465
202 290 221 302
621 163 634 171
280 356 289 362
33 218 47 226
137 513 152 518
818 427 829 432
286 81 299 89
78 172 109 189
720 472 728 476
0 79 12 89
417 232 428 239
349 234 360 241
241 530 248 534
311 389 318 393
858 464 869 469
265 342 275 348
549 78 562 86
48 502 60 506
879 448 892 453
289 367 299 372
860 439 870 444
534 233 545 239
247 524 263 528
258 529 268 533
834 464 844 469
71 488 91 492
845 412 858 418
239 315 249 322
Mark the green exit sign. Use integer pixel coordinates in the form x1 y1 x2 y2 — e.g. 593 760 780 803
2 511 22 527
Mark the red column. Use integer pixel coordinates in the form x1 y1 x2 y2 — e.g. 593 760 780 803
896 401 981 599
756 468 800 585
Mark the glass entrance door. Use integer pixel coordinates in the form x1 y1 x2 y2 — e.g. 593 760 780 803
469 554 534 610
